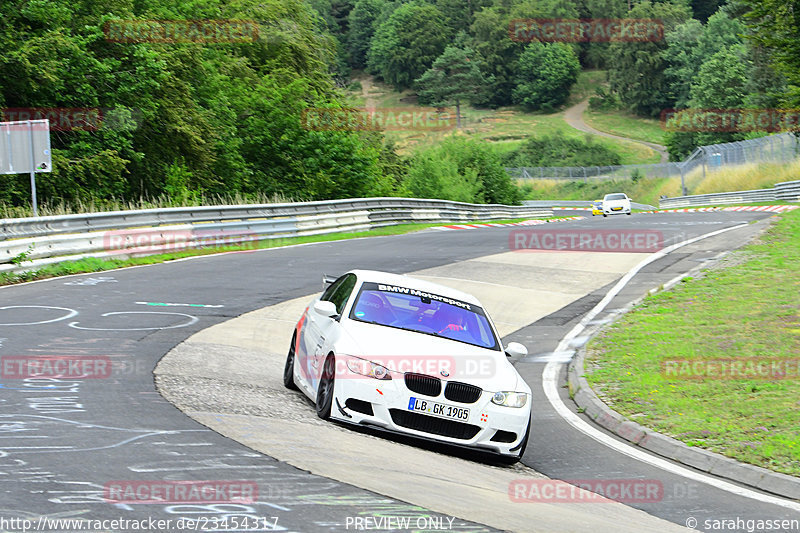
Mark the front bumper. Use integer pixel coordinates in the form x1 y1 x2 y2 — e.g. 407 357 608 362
328 370 531 457
603 205 631 215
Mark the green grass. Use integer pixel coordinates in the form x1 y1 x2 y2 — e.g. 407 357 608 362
567 70 608 106
0 191 293 219
343 73 662 165
0 216 553 287
585 209 800 476
583 109 666 146
519 176 678 206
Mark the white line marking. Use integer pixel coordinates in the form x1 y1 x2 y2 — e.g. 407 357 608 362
0 306 78 326
68 312 198 331
543 223 800 510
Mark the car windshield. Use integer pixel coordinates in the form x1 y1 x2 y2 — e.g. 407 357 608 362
348 282 500 350
605 193 627 201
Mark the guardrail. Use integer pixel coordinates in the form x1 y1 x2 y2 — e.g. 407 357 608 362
776 180 800 202
0 198 552 274
523 200 656 210
659 180 800 208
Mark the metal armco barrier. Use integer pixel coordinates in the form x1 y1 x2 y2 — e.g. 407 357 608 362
659 180 800 208
0 198 552 274
776 180 800 202
523 200 656 210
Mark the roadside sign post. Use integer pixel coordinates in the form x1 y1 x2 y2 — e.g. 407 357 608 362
28 121 39 216
0 119 52 217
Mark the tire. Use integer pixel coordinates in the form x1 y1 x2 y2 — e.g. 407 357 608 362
602 213 607 218
498 415 531 465
316 354 336 419
627 211 632 215
283 333 298 390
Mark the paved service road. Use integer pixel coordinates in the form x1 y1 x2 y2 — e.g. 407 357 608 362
1 211 798 532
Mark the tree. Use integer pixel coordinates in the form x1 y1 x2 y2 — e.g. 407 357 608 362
691 0 727 22
366 2 452 90
512 42 580 111
468 6 525 107
237 78 386 201
347 0 386 69
744 0 800 109
665 46 751 159
581 0 627 68
415 45 489 129
434 0 493 35
663 19 705 109
607 1 692 116
664 10 746 109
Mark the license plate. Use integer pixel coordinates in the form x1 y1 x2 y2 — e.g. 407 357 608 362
612 207 622 211
407 397 469 421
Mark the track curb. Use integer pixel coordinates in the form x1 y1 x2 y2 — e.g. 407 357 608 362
566 296 800 502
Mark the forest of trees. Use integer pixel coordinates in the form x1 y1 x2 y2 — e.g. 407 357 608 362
0 0 796 209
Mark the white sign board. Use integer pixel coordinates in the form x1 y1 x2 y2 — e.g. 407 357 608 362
0 119 52 175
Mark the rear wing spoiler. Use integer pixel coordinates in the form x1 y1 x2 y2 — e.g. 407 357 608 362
322 274 338 291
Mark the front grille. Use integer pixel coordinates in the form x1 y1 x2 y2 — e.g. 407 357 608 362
404 373 441 397
444 381 482 403
389 409 480 440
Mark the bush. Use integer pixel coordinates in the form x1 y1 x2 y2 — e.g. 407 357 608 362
501 133 622 167
404 137 521 204
588 87 623 111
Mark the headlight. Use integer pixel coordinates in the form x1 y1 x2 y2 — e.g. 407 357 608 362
491 391 528 408
346 357 392 380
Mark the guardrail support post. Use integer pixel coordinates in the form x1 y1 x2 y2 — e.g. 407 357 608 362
680 165 687 196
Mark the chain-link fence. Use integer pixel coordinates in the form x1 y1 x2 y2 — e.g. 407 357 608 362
506 132 800 192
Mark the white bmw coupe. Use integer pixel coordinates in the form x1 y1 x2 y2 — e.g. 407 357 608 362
283 269 532 463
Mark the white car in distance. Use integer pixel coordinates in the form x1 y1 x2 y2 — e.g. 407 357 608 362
602 192 632 217
283 270 532 463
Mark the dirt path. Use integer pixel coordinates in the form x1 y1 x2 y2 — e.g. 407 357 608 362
360 75 377 109
564 99 669 163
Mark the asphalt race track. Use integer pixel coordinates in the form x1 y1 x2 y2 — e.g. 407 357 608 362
1 210 798 532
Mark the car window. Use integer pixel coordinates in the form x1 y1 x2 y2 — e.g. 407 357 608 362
321 275 346 301
326 273 357 315
349 282 500 350
604 193 627 201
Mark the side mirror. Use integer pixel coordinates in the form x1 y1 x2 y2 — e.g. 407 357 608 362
313 300 338 318
504 342 528 358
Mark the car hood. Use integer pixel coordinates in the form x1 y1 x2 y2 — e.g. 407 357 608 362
604 199 630 206
337 320 526 392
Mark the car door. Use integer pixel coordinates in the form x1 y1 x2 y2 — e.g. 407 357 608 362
306 273 357 389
